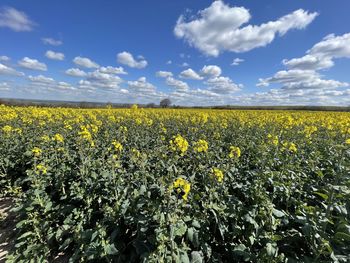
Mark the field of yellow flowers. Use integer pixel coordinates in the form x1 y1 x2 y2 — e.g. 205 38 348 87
0 105 350 262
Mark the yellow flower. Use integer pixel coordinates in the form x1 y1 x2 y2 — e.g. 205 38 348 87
267 134 279 146
32 147 42 157
193 139 209 153
131 148 141 158
36 164 47 175
53 133 64 143
2 125 12 133
41 135 50 142
212 168 224 182
170 134 189 155
346 138 350 144
111 140 123 151
78 126 94 147
172 178 191 201
229 146 241 158
282 142 297 153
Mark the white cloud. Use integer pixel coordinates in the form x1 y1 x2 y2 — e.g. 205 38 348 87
0 62 24 76
45 50 65 61
283 33 350 70
181 62 189 67
73 56 99 68
0 82 10 91
231 58 244 66
258 69 349 90
65 68 87 77
127 77 156 93
0 7 35 32
28 75 76 91
166 60 172 65
28 74 54 83
200 65 222 77
42 38 63 46
258 33 350 91
165 76 189 91
99 66 127 75
0 56 10 62
156 71 173 78
86 70 123 89
174 1 318 56
41 37 63 46
179 68 203 80
18 57 47 71
117 51 148 68
205 76 242 94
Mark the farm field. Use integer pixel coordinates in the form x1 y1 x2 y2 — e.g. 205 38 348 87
0 105 350 262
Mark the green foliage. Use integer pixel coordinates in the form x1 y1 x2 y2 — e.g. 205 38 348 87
0 107 350 262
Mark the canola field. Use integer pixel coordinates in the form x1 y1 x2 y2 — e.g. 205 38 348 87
0 105 350 262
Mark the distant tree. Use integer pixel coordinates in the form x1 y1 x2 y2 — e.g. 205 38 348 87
146 103 156 108
160 98 171 108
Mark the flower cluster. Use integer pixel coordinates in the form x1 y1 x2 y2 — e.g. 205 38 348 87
212 168 224 182
229 146 241 158
193 139 209 153
172 178 191 201
170 134 189 155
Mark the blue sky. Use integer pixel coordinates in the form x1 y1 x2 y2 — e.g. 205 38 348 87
0 0 350 106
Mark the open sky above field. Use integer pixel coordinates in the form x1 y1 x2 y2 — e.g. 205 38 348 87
0 0 350 106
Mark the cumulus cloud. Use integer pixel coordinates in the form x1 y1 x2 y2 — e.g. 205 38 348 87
65 68 87 77
117 51 148 68
127 77 156 93
0 6 35 32
258 33 350 91
200 65 222 77
99 66 127 75
0 62 24 76
205 76 242 94
86 70 123 89
166 60 172 65
156 71 173 78
179 68 203 80
174 1 318 56
73 56 99 68
45 50 65 61
231 58 244 66
0 82 10 91
165 76 189 91
18 57 47 71
0 55 10 62
283 33 350 70
28 74 54 83
41 38 63 46
28 74 75 91
258 69 349 90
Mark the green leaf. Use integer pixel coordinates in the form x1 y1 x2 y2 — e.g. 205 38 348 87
105 243 118 255
191 251 203 263
314 191 329 201
272 208 285 218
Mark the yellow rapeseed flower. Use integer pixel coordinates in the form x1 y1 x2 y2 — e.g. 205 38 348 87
53 133 64 143
36 164 47 175
32 147 42 157
2 125 12 133
193 139 209 153
229 146 241 158
212 168 224 182
345 138 350 144
111 140 123 151
170 134 189 155
172 178 191 201
267 134 279 146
